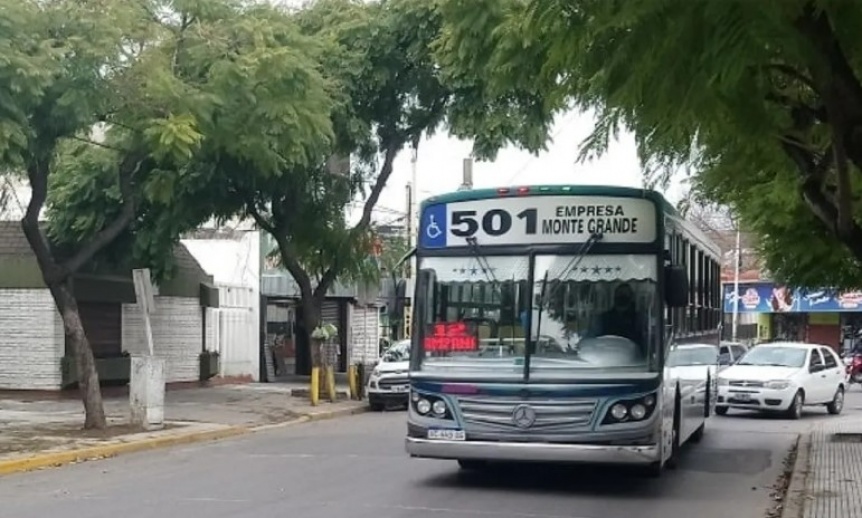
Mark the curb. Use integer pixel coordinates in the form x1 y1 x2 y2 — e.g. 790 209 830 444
781 433 812 518
0 404 369 477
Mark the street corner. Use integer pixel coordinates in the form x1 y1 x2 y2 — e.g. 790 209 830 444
0 422 250 477
250 400 370 432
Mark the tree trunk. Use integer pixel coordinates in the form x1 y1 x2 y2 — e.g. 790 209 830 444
48 279 107 430
300 295 322 369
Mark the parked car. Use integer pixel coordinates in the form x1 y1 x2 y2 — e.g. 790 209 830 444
716 341 846 419
718 341 749 368
367 339 410 411
667 343 720 412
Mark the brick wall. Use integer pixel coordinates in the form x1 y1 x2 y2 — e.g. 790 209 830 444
122 296 204 383
0 289 64 390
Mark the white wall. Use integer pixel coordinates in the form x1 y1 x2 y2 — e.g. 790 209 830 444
182 231 260 381
122 296 203 383
0 289 64 389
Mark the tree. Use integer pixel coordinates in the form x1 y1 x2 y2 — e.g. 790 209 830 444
432 0 862 288
0 0 163 429
9 0 338 428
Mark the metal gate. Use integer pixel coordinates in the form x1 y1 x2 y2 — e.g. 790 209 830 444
210 283 257 378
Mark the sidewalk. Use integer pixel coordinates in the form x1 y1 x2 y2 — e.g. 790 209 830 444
785 415 862 518
0 382 368 475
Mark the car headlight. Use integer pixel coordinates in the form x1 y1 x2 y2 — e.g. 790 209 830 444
717 378 729 386
765 380 791 390
371 368 380 378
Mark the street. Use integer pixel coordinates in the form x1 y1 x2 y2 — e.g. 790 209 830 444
1 392 860 518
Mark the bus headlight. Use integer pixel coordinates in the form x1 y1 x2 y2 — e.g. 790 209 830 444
602 393 658 425
410 392 453 420
630 404 647 420
610 403 627 420
416 399 431 414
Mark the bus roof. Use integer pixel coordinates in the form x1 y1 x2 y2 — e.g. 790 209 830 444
420 185 678 215
419 184 722 259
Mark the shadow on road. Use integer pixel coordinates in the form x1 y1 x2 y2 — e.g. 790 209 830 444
420 460 663 498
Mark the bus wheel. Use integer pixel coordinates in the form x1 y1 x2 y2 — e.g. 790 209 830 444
457 459 487 471
690 423 705 443
665 392 682 470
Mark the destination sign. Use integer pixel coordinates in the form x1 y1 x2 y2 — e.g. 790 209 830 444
418 195 657 248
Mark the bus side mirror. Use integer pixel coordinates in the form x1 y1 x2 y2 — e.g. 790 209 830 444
664 265 689 308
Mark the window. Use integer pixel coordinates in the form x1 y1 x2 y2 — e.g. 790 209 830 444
809 349 824 369
730 345 747 361
821 347 838 369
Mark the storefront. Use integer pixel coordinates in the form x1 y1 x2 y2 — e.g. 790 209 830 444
723 282 862 352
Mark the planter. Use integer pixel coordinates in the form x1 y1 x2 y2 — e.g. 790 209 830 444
199 351 220 381
61 355 131 388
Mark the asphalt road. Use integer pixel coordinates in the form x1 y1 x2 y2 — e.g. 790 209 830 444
2 391 861 518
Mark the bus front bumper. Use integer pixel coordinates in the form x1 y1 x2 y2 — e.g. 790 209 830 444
405 437 660 465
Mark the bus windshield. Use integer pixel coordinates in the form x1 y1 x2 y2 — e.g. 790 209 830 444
530 254 660 374
415 254 660 376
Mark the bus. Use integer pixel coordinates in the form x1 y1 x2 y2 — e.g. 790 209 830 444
404 185 722 476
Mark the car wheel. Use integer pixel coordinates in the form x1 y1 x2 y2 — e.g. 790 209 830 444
715 406 728 416
786 390 804 420
827 386 845 415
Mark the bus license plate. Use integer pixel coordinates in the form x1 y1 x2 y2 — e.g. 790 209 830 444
428 429 466 441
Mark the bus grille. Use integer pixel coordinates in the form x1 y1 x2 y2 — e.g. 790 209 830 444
456 396 597 432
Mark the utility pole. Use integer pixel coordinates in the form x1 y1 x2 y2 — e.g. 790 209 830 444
458 157 473 191
731 228 741 342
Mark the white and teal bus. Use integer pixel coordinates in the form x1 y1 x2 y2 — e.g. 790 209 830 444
404 185 722 476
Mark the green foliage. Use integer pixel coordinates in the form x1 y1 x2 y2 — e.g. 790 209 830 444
43 0 337 281
434 0 862 288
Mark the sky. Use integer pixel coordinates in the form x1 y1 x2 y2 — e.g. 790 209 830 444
349 109 688 229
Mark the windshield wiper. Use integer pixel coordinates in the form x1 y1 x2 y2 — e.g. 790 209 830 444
527 232 603 379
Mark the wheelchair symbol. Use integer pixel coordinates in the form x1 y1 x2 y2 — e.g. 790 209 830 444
425 215 443 240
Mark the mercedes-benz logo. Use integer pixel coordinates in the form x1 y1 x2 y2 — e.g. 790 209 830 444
512 404 537 429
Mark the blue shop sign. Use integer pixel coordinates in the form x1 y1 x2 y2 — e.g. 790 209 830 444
723 282 862 313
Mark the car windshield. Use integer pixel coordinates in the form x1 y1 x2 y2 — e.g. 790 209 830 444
382 341 410 363
414 254 660 376
736 346 807 368
667 346 718 367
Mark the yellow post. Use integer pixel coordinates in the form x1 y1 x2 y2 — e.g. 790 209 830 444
326 366 337 402
347 365 357 400
310 366 320 406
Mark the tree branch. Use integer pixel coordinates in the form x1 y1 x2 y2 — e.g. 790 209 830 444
60 151 146 275
247 202 315 301
764 64 818 92
20 157 63 284
351 140 403 234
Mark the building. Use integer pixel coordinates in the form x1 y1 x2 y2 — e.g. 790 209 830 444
723 281 862 351
0 221 224 391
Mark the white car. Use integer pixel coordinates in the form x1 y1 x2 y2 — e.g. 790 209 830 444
716 341 846 419
367 339 410 411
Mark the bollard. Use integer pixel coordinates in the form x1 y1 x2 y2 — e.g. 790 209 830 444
325 365 336 402
310 366 320 406
347 365 358 400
